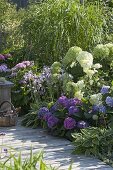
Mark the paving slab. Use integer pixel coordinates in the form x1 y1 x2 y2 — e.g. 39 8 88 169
0 119 113 170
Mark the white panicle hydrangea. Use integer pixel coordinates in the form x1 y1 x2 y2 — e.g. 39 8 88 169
51 62 61 74
93 63 102 69
74 90 84 99
105 43 113 48
84 69 97 78
90 93 102 105
76 51 93 69
76 80 85 90
89 80 94 85
62 46 82 66
93 44 109 59
66 81 77 92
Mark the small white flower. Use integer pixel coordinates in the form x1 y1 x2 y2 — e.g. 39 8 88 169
93 63 102 69
89 80 94 85
84 69 97 78
76 80 85 90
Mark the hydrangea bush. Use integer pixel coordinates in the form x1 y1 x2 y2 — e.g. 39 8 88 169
30 82 113 139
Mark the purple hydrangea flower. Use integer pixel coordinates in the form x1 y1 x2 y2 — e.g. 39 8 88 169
0 54 5 60
49 102 60 113
66 98 82 109
100 85 110 94
74 98 82 105
64 117 76 129
106 96 113 107
77 121 88 129
38 107 49 119
68 106 79 115
58 96 68 107
47 115 59 128
98 105 106 113
43 112 52 121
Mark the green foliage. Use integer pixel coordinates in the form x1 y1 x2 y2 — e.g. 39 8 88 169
62 46 82 67
0 0 23 53
93 43 113 81
0 149 57 170
20 0 106 65
21 101 48 128
72 127 113 166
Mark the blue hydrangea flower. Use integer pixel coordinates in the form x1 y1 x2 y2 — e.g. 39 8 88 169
38 107 49 119
92 105 99 112
77 121 88 129
100 85 110 94
68 106 79 115
98 105 106 113
106 96 113 107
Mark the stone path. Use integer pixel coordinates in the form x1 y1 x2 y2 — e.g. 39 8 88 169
0 119 113 170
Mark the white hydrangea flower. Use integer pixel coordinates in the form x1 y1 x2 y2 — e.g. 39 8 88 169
76 80 85 90
89 80 94 85
83 69 97 78
104 43 113 48
77 51 93 69
74 90 84 99
93 63 102 69
90 93 102 105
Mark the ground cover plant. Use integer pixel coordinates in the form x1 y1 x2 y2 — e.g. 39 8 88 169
72 127 113 167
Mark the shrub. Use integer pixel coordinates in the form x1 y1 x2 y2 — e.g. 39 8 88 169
0 0 23 53
20 0 107 65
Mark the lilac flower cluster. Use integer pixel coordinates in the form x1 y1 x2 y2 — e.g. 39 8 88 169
0 64 8 72
20 66 51 95
12 61 33 70
0 54 12 60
